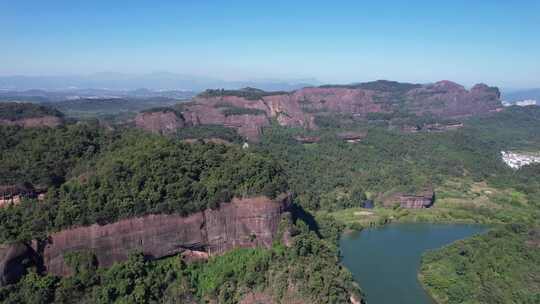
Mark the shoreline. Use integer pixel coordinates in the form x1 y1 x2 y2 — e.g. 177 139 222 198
339 221 493 304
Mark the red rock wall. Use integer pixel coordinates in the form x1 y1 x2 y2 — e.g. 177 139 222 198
42 195 290 276
134 111 185 135
134 81 500 141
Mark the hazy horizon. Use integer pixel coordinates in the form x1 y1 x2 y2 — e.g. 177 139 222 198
1 1 539 88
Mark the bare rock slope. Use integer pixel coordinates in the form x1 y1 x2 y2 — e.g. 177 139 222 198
135 81 501 140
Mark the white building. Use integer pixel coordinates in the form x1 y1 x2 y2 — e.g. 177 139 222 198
501 151 540 169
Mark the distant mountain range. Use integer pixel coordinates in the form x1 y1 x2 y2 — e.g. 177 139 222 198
0 72 317 92
0 88 196 103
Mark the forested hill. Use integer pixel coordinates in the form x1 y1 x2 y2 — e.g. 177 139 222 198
0 125 287 242
0 123 360 304
420 224 540 303
255 106 540 217
0 102 63 121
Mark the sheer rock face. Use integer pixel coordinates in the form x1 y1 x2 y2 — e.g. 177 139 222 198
180 95 315 141
41 194 291 276
0 116 62 128
134 81 501 141
404 81 501 117
291 87 387 114
0 243 34 286
134 111 185 135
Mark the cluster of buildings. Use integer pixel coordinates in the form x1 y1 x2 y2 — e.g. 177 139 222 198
501 151 540 169
502 99 538 107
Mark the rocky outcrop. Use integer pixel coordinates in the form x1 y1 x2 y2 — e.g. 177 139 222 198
41 194 290 276
404 81 501 118
399 190 435 209
134 110 185 135
0 243 35 286
134 80 501 141
0 116 62 128
382 189 435 209
180 94 315 141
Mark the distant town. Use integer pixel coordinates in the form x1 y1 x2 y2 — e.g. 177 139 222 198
502 99 538 107
501 151 540 169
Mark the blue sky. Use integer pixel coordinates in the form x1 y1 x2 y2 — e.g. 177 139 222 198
1 0 539 88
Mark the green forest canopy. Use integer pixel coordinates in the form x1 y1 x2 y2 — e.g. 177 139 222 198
0 126 287 242
0 102 63 121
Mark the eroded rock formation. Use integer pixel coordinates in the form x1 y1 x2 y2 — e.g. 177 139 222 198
40 194 290 276
134 110 185 135
134 80 501 141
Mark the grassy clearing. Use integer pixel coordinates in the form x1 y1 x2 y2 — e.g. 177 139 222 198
325 179 539 231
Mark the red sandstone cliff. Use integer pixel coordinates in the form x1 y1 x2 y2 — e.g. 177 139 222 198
41 194 291 276
134 110 185 135
134 81 501 141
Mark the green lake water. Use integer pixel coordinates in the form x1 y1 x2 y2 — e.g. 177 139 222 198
340 223 487 304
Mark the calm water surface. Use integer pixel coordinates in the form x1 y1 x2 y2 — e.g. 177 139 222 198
340 223 487 304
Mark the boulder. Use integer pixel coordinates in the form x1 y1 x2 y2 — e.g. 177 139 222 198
0 243 34 286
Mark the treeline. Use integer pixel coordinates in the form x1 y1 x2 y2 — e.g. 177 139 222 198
175 125 244 143
0 102 63 120
198 87 288 100
420 224 540 303
0 127 287 242
0 124 115 187
0 215 362 304
214 103 267 117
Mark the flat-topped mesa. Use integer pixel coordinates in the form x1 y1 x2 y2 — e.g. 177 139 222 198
404 81 501 117
134 80 501 140
40 194 291 277
135 88 316 141
0 102 63 128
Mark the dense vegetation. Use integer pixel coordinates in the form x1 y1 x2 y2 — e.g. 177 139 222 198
52 98 182 120
0 128 287 242
319 80 421 93
0 215 362 304
175 125 244 143
255 107 540 215
217 105 266 117
0 102 63 120
199 87 288 100
0 124 114 187
419 224 540 304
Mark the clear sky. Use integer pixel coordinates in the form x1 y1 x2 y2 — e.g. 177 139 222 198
1 0 539 88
